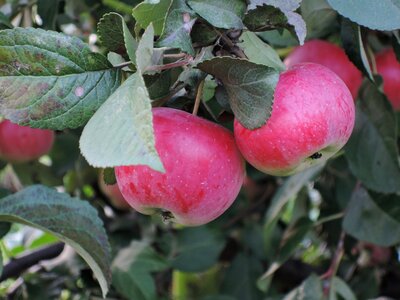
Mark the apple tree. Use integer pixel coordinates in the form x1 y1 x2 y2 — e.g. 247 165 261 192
0 0 399 299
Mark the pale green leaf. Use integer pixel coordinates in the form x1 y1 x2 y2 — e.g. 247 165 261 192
80 72 164 171
327 0 400 30
132 0 172 35
157 0 196 55
239 31 285 71
187 0 246 29
137 24 155 72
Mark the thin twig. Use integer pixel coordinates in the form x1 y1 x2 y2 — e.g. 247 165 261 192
145 58 192 72
320 231 345 283
314 212 344 227
113 61 133 69
192 80 205 116
0 243 65 282
163 53 187 59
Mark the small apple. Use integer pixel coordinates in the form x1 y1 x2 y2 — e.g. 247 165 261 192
115 107 245 226
0 119 55 163
98 170 130 210
234 63 355 176
375 48 400 111
284 39 362 98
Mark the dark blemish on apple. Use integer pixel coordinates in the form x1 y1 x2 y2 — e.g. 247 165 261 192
161 210 174 222
310 152 322 160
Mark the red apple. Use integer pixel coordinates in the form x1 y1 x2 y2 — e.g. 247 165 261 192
284 39 362 98
376 48 400 111
234 63 355 176
0 119 55 163
98 170 130 210
115 107 245 226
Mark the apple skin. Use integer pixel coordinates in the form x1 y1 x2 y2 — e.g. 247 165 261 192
115 107 245 226
98 171 130 210
0 119 55 163
284 40 362 99
376 48 400 111
234 63 355 176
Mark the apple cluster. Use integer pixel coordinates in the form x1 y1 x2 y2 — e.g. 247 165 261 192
2 39 398 227
115 45 358 225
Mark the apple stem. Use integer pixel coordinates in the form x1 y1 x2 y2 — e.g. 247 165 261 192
145 57 193 73
163 53 187 59
113 55 193 71
192 80 205 116
171 270 189 300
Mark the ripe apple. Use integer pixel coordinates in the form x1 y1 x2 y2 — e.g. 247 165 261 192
0 119 55 163
284 39 362 98
234 63 355 176
98 170 130 210
115 107 245 226
375 48 400 111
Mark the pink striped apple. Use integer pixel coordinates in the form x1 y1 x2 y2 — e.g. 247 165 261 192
99 170 130 210
284 39 362 98
234 63 355 176
115 108 245 226
0 119 55 163
376 48 400 111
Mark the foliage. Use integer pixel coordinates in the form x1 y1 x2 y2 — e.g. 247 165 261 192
0 0 399 299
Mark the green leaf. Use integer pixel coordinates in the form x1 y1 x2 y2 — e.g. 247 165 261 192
49 133 80 175
0 222 10 239
301 0 338 39
132 0 172 36
137 24 155 72
239 31 285 71
187 0 246 29
0 185 111 297
247 0 307 45
144 71 172 102
98 13 138 63
341 18 374 82
103 0 136 14
277 217 313 262
343 187 400 246
345 81 400 194
257 166 322 293
0 247 3 276
244 5 288 32
258 216 315 292
37 0 60 30
112 240 169 300
326 0 400 30
221 253 264 300
329 277 357 300
0 28 121 130
0 12 12 30
157 0 196 55
171 227 225 272
198 57 279 129
80 72 164 171
283 274 323 300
